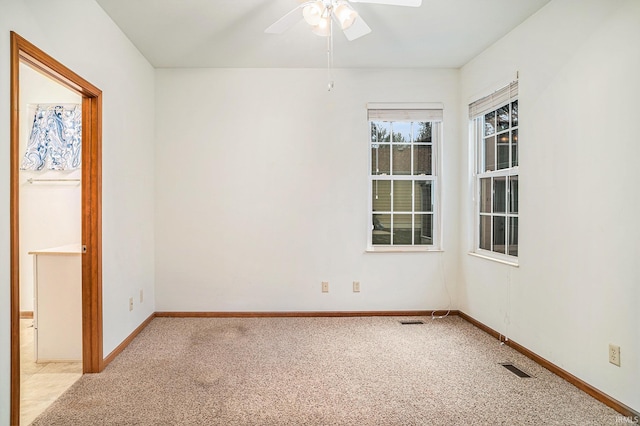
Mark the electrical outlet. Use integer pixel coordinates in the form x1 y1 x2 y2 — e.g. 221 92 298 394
353 281 360 292
321 281 329 293
129 297 134 312
609 344 621 366
139 289 144 303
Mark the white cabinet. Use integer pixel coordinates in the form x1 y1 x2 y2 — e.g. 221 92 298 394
29 244 82 362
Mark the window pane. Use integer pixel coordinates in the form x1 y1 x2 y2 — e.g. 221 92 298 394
392 180 412 212
393 214 412 244
413 144 432 175
371 144 390 175
414 181 433 212
493 216 506 254
474 95 518 257
414 214 433 245
414 122 431 142
509 176 518 214
392 122 411 143
392 145 411 175
508 217 518 256
497 132 510 169
372 180 391 211
480 178 492 213
372 214 391 245
484 111 495 136
371 122 379 142
493 177 506 213
483 136 495 172
479 215 491 250
496 105 510 132
371 122 391 142
511 129 518 167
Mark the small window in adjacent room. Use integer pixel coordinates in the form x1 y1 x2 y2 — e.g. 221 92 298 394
469 81 518 262
367 104 442 251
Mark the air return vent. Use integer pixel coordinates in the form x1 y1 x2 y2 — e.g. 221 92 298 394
399 320 424 325
500 363 532 378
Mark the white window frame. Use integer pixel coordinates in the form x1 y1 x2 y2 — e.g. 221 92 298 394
469 82 519 265
367 103 443 253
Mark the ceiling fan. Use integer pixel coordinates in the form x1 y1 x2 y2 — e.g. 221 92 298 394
265 0 422 41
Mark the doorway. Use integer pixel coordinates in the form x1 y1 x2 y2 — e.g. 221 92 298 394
10 32 103 426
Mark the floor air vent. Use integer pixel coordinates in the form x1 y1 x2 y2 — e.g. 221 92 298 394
399 320 424 325
500 363 532 378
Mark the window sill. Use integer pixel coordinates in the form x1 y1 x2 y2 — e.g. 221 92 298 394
366 246 443 253
468 251 519 267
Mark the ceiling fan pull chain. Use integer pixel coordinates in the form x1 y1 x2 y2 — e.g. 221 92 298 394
327 17 334 91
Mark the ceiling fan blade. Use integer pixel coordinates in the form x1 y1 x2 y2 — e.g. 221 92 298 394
265 3 308 34
349 0 422 6
342 14 372 41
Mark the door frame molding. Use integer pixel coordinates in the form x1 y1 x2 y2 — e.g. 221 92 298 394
10 31 103 425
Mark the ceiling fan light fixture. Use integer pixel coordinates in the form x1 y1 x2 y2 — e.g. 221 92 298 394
303 1 325 26
334 2 358 30
311 16 331 37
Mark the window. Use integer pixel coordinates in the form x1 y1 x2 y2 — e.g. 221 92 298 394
368 104 442 250
470 81 518 260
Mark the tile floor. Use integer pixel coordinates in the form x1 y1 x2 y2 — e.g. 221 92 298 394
20 319 82 425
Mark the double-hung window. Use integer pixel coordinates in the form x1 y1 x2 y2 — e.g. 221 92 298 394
368 104 442 251
470 81 518 261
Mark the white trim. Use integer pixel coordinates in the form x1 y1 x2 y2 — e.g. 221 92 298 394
477 166 519 179
468 251 519 267
366 246 444 253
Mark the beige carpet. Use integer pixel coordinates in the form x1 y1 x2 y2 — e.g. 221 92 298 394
32 316 621 425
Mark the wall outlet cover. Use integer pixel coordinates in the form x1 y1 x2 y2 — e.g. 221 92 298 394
609 344 621 367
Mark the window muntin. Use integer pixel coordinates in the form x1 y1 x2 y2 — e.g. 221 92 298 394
370 118 439 249
471 84 518 261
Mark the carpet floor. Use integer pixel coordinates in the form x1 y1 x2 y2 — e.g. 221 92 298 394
32 316 621 425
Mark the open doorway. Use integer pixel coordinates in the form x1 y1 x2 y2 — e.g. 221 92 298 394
10 32 103 425
18 62 83 425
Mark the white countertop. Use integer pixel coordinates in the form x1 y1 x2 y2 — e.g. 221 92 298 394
28 243 83 255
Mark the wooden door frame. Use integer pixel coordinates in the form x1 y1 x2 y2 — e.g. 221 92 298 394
10 32 103 425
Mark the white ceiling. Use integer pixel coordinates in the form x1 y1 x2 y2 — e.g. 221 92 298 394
95 0 550 69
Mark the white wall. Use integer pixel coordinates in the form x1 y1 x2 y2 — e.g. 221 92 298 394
3 0 635 423
154 68 461 312
459 0 640 413
0 1 156 422
19 63 82 312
